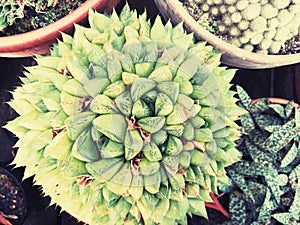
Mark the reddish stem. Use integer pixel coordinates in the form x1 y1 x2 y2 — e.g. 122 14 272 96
205 192 230 219
0 213 13 225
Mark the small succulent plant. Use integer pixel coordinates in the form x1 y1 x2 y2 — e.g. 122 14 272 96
219 86 300 225
5 4 244 225
0 0 59 31
181 0 300 54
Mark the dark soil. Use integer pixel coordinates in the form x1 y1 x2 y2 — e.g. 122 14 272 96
0 0 85 36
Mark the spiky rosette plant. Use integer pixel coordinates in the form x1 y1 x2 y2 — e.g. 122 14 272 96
4 4 244 225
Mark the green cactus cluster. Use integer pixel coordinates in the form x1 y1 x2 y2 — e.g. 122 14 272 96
0 0 59 31
182 0 300 54
5 5 245 225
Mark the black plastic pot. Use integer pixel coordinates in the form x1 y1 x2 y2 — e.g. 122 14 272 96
0 166 28 225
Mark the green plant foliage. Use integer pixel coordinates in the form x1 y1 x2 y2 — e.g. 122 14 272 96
4 4 244 225
220 86 300 225
0 0 58 31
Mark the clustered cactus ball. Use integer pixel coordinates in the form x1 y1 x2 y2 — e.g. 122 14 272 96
5 5 243 225
183 0 300 54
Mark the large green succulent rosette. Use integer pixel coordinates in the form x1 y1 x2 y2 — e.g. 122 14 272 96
5 5 244 225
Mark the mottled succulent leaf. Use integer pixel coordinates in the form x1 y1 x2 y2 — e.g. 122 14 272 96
139 159 160 176
90 94 119 114
132 99 152 119
107 162 132 195
155 93 174 116
131 78 156 102
229 193 246 225
272 212 295 224
144 172 161 194
173 76 193 95
148 66 172 82
62 78 88 97
65 111 96 140
157 81 179 103
135 62 155 78
100 139 124 159
188 198 208 219
137 116 165 134
168 173 185 190
83 78 110 97
150 199 170 223
162 155 179 176
164 125 184 137
166 104 187 125
72 128 100 162
151 129 168 146
281 143 298 168
44 129 73 160
263 120 296 153
86 157 123 181
121 72 139 85
125 129 143 160
165 135 183 156
128 175 144 201
114 91 132 116
63 156 88 177
60 91 81 115
103 80 125 98
143 141 162 162
150 16 167 41
93 114 126 143
236 85 256 112
194 128 213 142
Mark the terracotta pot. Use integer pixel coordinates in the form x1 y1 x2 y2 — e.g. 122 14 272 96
252 97 299 108
0 0 120 57
153 0 300 69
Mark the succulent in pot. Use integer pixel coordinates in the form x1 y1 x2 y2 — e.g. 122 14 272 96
219 86 300 225
0 0 60 31
0 0 120 57
4 4 245 225
153 0 300 69
179 0 300 55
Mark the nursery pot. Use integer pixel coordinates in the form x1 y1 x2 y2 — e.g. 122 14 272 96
0 166 27 225
0 0 120 58
153 0 300 69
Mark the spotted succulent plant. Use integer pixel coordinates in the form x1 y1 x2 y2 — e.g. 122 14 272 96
220 86 300 225
5 4 244 225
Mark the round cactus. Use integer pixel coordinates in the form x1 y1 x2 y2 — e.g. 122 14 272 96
181 0 300 54
5 5 244 225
